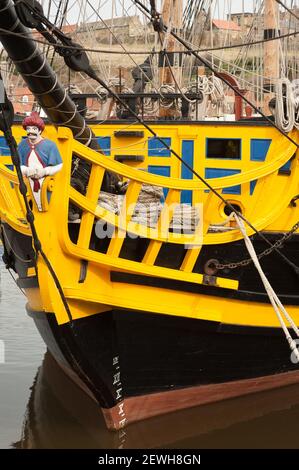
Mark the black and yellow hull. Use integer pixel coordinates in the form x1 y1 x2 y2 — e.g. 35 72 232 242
1 121 299 429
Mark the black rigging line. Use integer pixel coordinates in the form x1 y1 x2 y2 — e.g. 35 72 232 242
275 0 299 21
0 84 74 324
0 25 297 56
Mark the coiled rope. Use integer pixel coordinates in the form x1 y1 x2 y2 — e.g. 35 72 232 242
274 78 296 133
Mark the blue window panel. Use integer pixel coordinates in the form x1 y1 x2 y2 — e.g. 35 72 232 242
250 139 271 162
97 136 111 156
250 180 257 195
148 137 171 157
279 159 292 174
0 137 10 156
181 140 194 204
205 168 241 195
148 165 170 199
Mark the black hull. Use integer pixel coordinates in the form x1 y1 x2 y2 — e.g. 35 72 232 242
27 306 299 428
15 351 299 449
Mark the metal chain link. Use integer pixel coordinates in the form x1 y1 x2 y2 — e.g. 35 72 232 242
216 220 299 270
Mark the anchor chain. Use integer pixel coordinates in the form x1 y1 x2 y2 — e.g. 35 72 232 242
215 220 299 270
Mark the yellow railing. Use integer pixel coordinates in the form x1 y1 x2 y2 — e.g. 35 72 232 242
0 126 298 295
49 127 297 287
66 131 298 243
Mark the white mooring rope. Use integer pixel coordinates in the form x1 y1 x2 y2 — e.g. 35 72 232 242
234 213 299 362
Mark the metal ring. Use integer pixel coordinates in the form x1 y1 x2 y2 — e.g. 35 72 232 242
204 259 219 276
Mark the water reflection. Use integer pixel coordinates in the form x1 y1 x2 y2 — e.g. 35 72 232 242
13 351 299 449
0 252 45 449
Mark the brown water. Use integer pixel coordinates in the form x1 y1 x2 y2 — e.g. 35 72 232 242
1 255 299 449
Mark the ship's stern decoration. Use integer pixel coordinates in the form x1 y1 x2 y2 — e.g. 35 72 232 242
18 112 63 211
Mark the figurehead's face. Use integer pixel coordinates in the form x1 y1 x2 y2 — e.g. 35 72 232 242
26 125 42 143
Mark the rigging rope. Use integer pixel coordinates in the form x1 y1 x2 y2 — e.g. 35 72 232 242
0 24 297 55
84 0 164 98
234 213 299 363
275 0 299 21
133 0 299 148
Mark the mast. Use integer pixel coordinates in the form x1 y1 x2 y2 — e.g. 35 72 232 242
159 0 183 118
263 0 280 114
0 0 94 146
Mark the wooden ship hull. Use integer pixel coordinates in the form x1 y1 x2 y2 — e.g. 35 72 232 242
15 351 299 448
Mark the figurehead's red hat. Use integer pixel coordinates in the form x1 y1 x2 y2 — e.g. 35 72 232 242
22 112 45 131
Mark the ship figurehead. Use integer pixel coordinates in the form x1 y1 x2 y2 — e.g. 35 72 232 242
19 112 63 211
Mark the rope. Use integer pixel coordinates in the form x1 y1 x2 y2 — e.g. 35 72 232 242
275 0 299 21
275 78 296 132
84 0 164 99
0 23 297 56
133 0 299 149
234 213 299 363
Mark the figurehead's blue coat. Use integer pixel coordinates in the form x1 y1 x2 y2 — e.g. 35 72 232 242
18 138 62 167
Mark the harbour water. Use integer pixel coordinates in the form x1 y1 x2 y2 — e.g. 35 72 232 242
1 253 299 449
0 250 45 449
